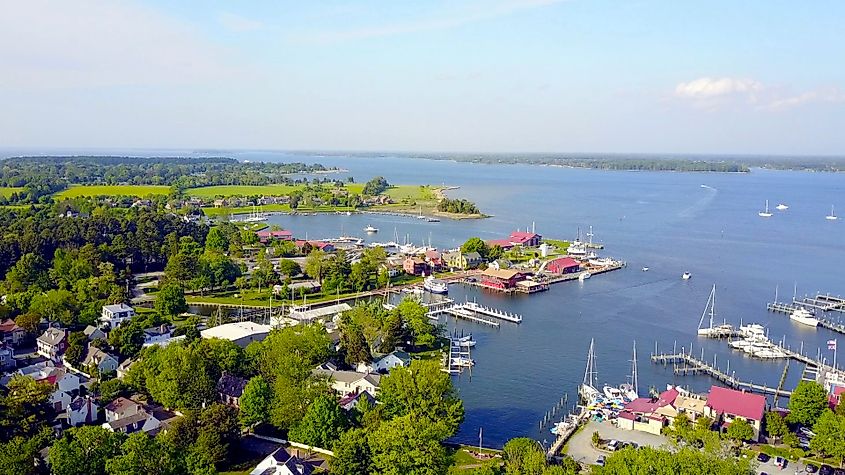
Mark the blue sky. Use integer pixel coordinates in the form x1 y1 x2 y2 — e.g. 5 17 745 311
1 0 843 154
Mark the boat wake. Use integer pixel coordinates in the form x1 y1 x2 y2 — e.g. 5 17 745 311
679 184 718 218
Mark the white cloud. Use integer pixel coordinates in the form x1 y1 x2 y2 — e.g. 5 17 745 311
0 0 236 90
218 11 263 32
674 77 762 99
766 87 845 111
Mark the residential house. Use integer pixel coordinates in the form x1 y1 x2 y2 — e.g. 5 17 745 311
704 385 766 441
424 250 443 269
312 368 381 397
100 304 135 329
143 324 175 347
487 259 512 271
462 252 484 269
403 257 429 276
103 411 149 434
356 351 411 374
250 447 322 475
0 343 14 370
104 397 142 423
116 358 136 379
83 325 107 342
508 231 542 247
380 263 401 278
217 373 248 408
294 240 335 253
0 319 26 347
67 396 99 426
339 390 376 412
78 345 119 375
37 327 67 361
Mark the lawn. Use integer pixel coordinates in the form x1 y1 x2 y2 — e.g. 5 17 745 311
202 203 292 217
384 184 436 202
186 184 306 198
55 185 171 198
448 445 503 471
0 187 24 198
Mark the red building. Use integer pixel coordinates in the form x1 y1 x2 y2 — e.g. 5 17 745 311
508 231 542 247
424 250 443 269
403 257 429 276
479 268 526 290
546 257 580 274
295 240 335 253
256 230 293 243
486 239 515 251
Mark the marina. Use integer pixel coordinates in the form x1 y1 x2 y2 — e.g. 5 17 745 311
767 300 845 336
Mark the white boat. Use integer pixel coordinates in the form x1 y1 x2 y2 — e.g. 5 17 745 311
641 267 649 272
580 339 601 402
426 217 440 222
579 272 591 281
682 272 692 280
588 257 614 267
455 334 476 347
776 203 789 211
739 323 766 339
697 285 732 336
346 211 352 216
759 200 773 218
242 205 268 222
364 225 379 233
602 385 625 400
826 205 838 221
568 240 587 256
789 308 819 327
452 356 475 367
423 275 449 294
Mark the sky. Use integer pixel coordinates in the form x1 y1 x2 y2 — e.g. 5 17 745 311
1 0 844 155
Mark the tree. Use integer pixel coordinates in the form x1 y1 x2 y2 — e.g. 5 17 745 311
340 317 371 366
289 394 348 449
155 283 187 319
595 446 754 474
591 431 600 446
725 418 755 442
461 237 489 258
765 411 788 438
278 259 301 277
14 312 41 334
98 378 127 404
204 227 229 254
0 430 50 475
0 375 54 440
395 299 438 348
368 415 449 475
108 322 145 358
239 375 272 428
29 288 77 325
49 426 124 475
788 381 829 426
810 410 845 466
362 176 390 196
105 432 181 475
503 437 548 475
330 428 372 475
64 331 88 366
304 249 327 283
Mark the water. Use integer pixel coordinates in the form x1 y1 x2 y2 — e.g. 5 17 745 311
10 148 845 447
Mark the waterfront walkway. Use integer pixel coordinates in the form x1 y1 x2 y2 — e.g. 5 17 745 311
651 351 793 397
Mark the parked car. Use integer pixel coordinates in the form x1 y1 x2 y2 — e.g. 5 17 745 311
606 440 620 452
798 427 816 438
805 463 818 473
757 453 771 462
819 465 833 475
774 456 786 469
595 456 605 466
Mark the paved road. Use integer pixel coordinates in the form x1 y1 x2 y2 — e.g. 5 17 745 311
565 420 669 465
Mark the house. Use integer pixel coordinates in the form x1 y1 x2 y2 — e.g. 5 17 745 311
67 396 99 426
485 239 515 251
201 322 271 348
294 240 335 253
356 351 411 374
257 230 294 243
83 325 107 342
250 447 321 475
442 251 483 270
286 281 322 295
479 268 527 290
0 319 26 347
0 343 14 371
312 368 381 397
508 231 542 247
37 327 67 361
78 345 119 375
103 411 149 434
403 257 429 276
545 257 581 274
100 303 135 329
424 250 443 269
217 373 248 407
380 263 401 278
104 397 142 422
617 387 679 435
339 390 376 412
704 385 766 441
116 358 136 379
143 324 175 347
487 259 512 271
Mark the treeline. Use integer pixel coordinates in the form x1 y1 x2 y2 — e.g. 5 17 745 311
437 198 480 215
413 154 752 172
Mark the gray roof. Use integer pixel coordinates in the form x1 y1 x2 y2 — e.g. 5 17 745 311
103 303 133 313
106 411 148 431
83 326 106 339
312 368 380 386
82 345 117 366
38 328 66 346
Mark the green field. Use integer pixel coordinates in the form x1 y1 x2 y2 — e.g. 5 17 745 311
186 184 307 198
384 185 435 202
56 185 171 198
0 187 25 198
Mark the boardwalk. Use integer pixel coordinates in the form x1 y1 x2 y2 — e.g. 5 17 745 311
651 351 792 397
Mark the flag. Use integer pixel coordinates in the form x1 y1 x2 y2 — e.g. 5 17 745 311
828 339 837 350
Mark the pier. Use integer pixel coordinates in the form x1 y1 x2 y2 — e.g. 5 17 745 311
430 304 500 327
767 300 845 336
463 301 523 323
546 409 590 458
443 337 474 374
650 350 793 398
795 293 845 314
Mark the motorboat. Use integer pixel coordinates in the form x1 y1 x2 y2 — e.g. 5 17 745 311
455 334 476 347
682 272 692 280
423 275 449 294
826 205 838 221
452 356 475 367
579 272 591 281
790 308 819 327
758 200 773 218
426 217 440 222
602 385 625 401
588 257 614 267
641 267 649 272
776 203 789 211
619 383 638 401
364 225 379 233
739 323 766 339
568 241 587 256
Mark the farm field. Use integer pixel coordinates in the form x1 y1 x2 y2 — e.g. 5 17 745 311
0 187 25 198
55 185 171 198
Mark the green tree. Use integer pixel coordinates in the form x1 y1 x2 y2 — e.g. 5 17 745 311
29 288 77 326
810 409 845 466
340 317 371 366
289 394 348 448
154 283 188 319
278 259 301 277
14 312 41 334
395 299 438 348
330 428 372 475
304 249 327 283
362 176 390 196
368 415 449 475
725 418 755 442
503 437 548 475
461 237 489 259
595 446 753 474
788 381 829 426
49 426 125 475
108 322 145 358
204 227 229 253
765 411 788 438
239 375 272 428
97 378 127 403
0 430 50 475
0 375 54 440
64 331 88 366
105 432 181 475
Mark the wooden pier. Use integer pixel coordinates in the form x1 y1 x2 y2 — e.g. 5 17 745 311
767 301 845 336
431 304 500 327
650 350 793 398
463 301 523 323
546 409 589 458
795 293 845 314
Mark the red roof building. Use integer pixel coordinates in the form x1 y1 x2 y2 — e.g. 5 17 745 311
486 239 515 250
545 257 580 274
403 257 429 276
424 250 442 268
294 240 335 252
704 386 766 440
256 230 293 242
479 268 526 290
508 231 542 247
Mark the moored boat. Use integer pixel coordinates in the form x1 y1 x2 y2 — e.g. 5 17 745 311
789 308 819 327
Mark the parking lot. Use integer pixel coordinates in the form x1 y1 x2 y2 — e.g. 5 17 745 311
564 420 669 465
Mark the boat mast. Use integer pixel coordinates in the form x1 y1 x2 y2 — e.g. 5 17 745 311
631 341 639 395
697 285 716 331
583 338 597 389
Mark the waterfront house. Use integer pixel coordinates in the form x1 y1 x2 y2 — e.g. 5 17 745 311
0 343 14 371
0 319 26 347
67 396 99 427
545 257 581 274
479 268 527 290
201 322 271 348
617 387 679 435
313 367 381 397
442 251 483 270
704 385 766 441
356 350 411 374
257 229 294 243
403 257 429 276
37 327 67 361
100 303 135 329
294 240 335 253
508 231 542 247
83 325 107 342
217 373 248 408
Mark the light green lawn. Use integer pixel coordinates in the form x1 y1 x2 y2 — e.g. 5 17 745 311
186 184 308 198
55 185 171 198
384 185 435 201
0 187 24 198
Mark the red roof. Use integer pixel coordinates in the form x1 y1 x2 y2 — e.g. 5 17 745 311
625 397 659 414
706 386 765 421
657 388 679 407
548 257 579 268
257 230 292 238
486 239 515 249
618 410 636 421
508 231 540 244
0 319 22 333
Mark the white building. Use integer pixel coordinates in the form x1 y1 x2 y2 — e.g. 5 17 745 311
36 327 67 361
143 325 179 347
312 367 381 397
201 322 271 348
356 351 411 374
100 304 135 329
67 396 99 426
289 303 351 323
250 447 319 475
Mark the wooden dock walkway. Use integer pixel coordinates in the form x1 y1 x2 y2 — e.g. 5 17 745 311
650 351 793 397
463 301 523 323
432 305 500 327
767 301 845 336
796 293 845 314
546 410 589 457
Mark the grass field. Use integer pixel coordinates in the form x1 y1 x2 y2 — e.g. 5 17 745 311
55 185 171 198
0 187 25 198
186 183 429 199
384 184 435 202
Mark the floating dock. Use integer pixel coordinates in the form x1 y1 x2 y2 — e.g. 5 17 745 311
431 304 500 327
795 293 845 314
463 301 523 323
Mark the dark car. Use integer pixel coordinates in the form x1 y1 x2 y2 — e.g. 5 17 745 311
805 464 818 473
819 465 833 475
831 468 845 475
757 453 771 462
775 456 787 469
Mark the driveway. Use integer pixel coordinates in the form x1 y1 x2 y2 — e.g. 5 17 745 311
565 420 669 465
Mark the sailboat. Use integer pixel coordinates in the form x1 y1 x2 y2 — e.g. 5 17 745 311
579 339 600 402
758 200 773 218
242 205 268 222
697 284 733 337
619 342 639 401
826 205 838 221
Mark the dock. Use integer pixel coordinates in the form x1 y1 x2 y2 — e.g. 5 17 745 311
546 409 589 457
463 301 523 323
650 350 792 398
768 301 845 336
443 337 474 374
795 293 845 314
431 304 500 327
